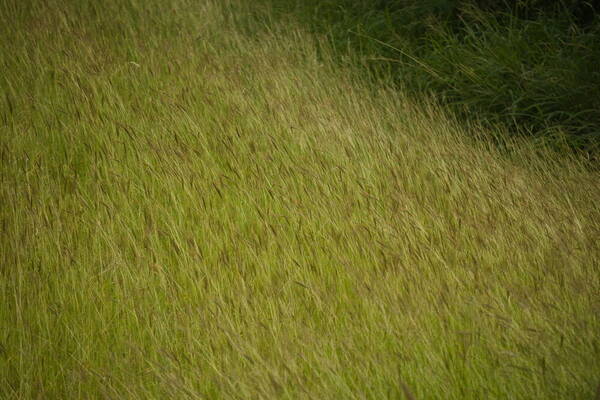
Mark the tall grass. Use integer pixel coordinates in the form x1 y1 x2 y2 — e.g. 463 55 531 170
1 0 599 398
242 0 600 161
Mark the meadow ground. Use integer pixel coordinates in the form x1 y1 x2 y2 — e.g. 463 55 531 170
1 0 599 398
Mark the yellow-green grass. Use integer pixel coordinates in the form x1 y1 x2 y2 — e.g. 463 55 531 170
1 0 599 398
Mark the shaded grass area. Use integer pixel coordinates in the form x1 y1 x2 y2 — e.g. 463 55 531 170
237 0 600 162
1 0 600 398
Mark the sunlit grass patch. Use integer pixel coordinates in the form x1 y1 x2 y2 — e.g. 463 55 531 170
1 0 599 398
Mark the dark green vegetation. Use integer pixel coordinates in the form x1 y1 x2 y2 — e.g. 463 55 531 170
244 0 600 161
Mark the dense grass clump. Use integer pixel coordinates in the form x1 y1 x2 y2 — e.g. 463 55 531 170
1 0 600 398
243 0 600 160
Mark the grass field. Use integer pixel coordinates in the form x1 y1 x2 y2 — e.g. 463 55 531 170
1 0 599 398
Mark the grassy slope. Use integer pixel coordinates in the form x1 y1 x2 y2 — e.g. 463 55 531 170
1 0 599 398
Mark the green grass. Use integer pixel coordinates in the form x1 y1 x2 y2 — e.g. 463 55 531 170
239 0 600 159
1 0 599 398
